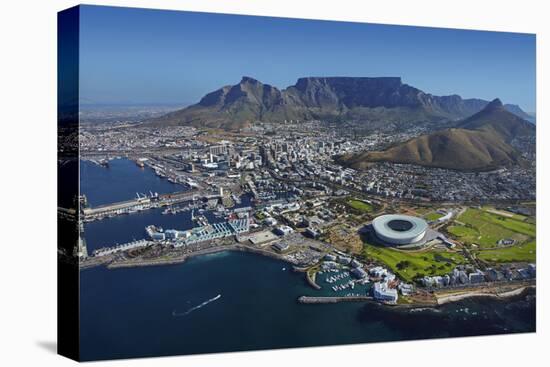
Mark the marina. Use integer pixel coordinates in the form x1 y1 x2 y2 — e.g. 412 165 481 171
317 268 371 296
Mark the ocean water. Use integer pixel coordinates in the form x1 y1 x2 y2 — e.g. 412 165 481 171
79 159 536 361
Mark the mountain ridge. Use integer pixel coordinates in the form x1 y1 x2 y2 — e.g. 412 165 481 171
149 76 531 130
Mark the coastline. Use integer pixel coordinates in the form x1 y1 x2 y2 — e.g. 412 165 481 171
299 284 535 308
92 243 300 270
81 243 535 309
435 284 535 305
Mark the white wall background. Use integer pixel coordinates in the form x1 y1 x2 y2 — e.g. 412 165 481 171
0 0 547 366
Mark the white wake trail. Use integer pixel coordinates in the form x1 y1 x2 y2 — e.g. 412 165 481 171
173 294 222 317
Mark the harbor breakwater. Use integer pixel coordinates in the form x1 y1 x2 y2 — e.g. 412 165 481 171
93 242 300 270
298 296 374 304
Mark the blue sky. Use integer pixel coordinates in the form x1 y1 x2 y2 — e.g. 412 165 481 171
79 5 536 111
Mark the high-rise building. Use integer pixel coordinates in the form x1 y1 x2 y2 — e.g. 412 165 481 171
210 145 228 156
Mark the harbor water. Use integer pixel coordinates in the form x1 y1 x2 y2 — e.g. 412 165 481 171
80 158 185 206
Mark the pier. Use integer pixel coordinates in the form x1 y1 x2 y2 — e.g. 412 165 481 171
81 189 202 221
297 296 374 304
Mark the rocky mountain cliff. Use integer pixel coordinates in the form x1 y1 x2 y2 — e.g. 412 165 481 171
150 76 530 130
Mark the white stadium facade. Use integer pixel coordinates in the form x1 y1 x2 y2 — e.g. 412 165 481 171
372 214 429 246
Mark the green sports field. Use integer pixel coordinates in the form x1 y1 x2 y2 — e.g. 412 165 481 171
347 199 374 213
447 208 535 249
476 240 536 263
362 206 535 281
363 243 468 282
449 207 536 264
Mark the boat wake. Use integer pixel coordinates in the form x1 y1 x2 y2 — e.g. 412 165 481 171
409 307 440 313
173 294 222 317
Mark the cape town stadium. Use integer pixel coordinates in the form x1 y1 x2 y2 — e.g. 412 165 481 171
372 214 429 245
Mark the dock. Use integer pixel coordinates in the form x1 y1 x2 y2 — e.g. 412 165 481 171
81 189 200 221
297 296 374 304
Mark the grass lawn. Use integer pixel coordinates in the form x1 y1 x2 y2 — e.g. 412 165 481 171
476 241 536 263
412 206 432 215
481 206 528 221
447 225 479 239
363 243 468 282
347 199 374 213
449 208 534 248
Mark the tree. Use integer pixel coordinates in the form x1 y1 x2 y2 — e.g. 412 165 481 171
396 260 411 270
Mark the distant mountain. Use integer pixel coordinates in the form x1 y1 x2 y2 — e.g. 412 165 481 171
503 104 536 124
149 77 531 130
458 99 535 143
151 77 297 130
337 99 534 171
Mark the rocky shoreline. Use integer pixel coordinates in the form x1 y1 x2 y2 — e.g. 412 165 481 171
435 284 535 305
298 283 534 308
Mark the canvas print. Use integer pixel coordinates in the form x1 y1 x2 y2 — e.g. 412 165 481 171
58 5 536 361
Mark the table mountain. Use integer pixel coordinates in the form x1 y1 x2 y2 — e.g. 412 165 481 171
149 77 530 130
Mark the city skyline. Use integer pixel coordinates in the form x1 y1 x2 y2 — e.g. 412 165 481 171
79 5 536 111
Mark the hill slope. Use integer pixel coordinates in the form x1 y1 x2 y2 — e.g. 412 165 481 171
338 99 533 171
340 128 522 171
